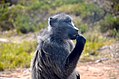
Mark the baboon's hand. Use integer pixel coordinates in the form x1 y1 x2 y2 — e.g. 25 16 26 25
76 34 86 45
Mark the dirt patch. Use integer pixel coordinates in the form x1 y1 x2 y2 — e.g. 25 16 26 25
77 59 119 79
0 68 31 79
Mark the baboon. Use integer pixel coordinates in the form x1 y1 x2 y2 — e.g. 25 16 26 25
31 13 86 79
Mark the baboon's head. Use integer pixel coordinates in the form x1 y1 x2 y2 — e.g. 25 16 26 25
48 13 79 40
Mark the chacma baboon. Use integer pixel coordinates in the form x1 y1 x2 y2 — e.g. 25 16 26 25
31 13 86 79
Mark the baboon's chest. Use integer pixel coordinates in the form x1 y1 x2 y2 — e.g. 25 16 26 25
50 43 71 65
43 39 71 65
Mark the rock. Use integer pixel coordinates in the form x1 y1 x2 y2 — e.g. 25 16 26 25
95 58 109 63
0 38 9 43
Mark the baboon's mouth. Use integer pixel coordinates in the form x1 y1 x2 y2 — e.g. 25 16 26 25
73 34 79 37
73 35 77 37
69 33 79 40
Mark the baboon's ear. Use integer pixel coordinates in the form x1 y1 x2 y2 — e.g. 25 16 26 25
48 17 56 27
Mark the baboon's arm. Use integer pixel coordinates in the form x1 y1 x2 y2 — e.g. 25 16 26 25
64 35 86 75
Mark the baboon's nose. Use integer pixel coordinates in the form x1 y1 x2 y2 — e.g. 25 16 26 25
75 27 79 32
76 29 79 32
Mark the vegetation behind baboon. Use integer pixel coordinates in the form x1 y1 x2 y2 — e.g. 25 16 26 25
0 0 118 71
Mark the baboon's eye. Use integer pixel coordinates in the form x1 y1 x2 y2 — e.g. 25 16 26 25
64 19 71 23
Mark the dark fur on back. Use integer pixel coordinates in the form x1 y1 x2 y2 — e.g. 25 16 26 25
31 13 86 79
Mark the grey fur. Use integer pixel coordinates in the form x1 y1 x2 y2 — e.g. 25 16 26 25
31 13 86 79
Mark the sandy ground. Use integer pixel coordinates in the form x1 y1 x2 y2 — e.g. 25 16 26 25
0 59 119 79
77 59 119 79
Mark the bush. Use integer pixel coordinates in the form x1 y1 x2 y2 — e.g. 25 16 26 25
100 14 119 38
63 0 83 4
0 1 45 33
0 0 102 34
0 4 14 31
14 13 36 33
79 24 88 33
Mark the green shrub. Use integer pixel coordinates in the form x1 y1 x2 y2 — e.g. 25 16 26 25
79 24 88 33
0 4 13 31
28 1 50 11
100 14 119 38
14 14 36 33
0 41 37 71
0 0 103 34
63 0 83 4
51 4 83 16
